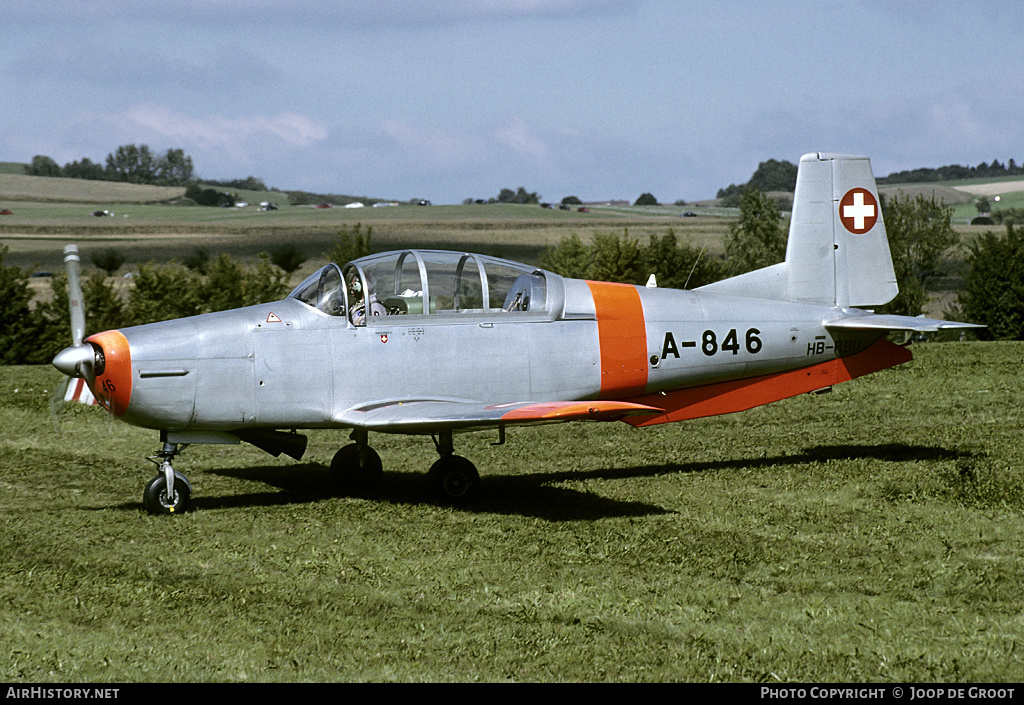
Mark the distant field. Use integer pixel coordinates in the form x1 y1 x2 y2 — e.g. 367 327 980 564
879 176 1024 222
0 177 732 276
878 183 975 206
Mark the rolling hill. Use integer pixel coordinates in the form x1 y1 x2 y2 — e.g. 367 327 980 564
0 173 186 204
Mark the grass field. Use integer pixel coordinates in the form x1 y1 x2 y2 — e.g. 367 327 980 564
2 171 1023 682
2 341 1023 682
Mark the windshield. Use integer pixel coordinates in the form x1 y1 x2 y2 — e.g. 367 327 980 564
289 264 346 316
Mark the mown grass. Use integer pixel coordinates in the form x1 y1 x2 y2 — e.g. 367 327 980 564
2 341 1023 682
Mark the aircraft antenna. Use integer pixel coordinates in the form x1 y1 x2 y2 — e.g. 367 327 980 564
683 230 713 289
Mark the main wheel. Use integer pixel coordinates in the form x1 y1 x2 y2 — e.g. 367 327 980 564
143 474 191 515
428 455 480 502
330 444 383 496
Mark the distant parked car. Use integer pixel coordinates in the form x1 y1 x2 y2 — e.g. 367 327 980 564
577 207 590 213
0 209 12 215
315 203 332 209
681 211 698 217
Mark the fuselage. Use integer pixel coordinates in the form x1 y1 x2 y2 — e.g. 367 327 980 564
84 252 885 434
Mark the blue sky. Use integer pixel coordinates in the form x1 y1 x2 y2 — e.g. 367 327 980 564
3 1 1022 203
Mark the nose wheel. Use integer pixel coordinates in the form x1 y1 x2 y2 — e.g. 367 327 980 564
143 441 193 514
143 472 191 514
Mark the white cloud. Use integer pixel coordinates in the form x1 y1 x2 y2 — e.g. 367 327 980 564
379 120 490 170
114 104 327 149
492 118 550 160
4 0 643 28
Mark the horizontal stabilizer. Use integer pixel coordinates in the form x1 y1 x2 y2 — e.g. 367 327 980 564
825 313 984 333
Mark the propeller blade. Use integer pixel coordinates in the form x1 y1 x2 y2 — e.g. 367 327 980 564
64 244 85 347
52 244 97 380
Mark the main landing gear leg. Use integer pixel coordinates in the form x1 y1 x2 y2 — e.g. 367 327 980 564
143 439 193 515
330 429 383 496
428 429 480 502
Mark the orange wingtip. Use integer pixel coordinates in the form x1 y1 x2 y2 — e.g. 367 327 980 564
501 400 662 422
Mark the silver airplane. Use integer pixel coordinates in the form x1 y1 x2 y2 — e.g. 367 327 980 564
53 153 980 514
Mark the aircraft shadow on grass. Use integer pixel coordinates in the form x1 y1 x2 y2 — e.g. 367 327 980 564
110 442 970 521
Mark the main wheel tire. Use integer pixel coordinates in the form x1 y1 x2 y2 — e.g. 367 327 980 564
143 474 191 515
330 444 383 496
428 455 480 502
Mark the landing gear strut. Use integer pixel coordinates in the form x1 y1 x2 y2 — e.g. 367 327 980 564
143 441 193 514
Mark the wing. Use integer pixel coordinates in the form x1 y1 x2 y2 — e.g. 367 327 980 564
334 398 663 434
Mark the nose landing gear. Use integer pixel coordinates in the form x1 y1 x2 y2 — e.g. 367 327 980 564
143 441 192 514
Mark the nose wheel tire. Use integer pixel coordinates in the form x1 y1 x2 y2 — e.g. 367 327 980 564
143 473 191 514
428 455 480 502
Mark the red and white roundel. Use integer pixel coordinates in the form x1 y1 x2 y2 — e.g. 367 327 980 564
839 188 878 235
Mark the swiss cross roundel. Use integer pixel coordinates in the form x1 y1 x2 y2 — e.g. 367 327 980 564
839 188 878 235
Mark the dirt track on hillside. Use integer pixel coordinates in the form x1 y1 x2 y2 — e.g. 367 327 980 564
953 180 1024 197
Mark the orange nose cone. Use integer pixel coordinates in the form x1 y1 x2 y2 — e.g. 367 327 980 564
85 330 133 417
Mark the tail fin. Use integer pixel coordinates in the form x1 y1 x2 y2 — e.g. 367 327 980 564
697 152 898 307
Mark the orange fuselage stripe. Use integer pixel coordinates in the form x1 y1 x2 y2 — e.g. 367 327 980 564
587 281 649 398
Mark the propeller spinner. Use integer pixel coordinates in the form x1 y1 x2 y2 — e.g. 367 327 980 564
52 245 104 379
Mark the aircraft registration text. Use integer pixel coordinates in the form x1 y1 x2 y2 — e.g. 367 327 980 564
661 328 763 359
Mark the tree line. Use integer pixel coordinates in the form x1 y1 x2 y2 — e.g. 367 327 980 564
0 248 290 365
25 145 195 186
717 156 1024 205
878 159 1024 185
